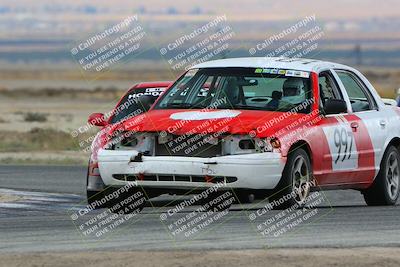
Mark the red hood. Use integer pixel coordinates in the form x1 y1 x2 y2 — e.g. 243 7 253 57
117 109 315 138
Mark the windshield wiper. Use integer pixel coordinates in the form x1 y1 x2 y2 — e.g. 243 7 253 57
216 104 266 110
235 104 266 110
165 102 194 109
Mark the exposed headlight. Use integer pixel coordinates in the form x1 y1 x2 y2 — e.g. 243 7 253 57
255 137 280 152
255 138 271 152
105 131 153 154
221 135 280 155
222 135 257 155
114 132 139 150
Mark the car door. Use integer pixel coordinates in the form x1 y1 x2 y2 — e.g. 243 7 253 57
315 70 376 187
333 69 387 183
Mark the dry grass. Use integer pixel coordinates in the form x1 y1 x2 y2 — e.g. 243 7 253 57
23 112 49 122
0 128 79 152
0 247 399 267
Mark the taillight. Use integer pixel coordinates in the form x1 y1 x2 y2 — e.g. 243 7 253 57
89 162 100 176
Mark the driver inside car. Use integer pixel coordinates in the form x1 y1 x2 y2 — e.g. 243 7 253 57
266 77 308 111
281 77 306 104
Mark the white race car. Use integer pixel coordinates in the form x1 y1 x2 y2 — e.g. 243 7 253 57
89 57 400 212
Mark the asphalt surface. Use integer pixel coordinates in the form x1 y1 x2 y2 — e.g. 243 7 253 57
0 165 399 253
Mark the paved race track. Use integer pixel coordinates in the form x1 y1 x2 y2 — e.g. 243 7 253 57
0 165 399 253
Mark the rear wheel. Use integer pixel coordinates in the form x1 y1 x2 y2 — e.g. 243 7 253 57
363 146 400 206
270 148 312 210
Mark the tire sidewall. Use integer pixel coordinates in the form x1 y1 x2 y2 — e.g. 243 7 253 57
272 148 312 208
381 146 400 204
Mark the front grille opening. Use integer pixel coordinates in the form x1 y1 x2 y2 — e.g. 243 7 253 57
175 175 191 181
192 176 205 182
239 139 255 150
155 134 222 158
159 175 173 181
142 175 157 181
112 174 237 183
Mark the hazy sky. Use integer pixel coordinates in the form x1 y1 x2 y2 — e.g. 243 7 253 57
0 0 398 20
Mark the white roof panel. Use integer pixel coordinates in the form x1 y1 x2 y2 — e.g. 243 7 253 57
191 57 350 72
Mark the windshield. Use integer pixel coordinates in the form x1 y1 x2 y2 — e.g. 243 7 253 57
110 87 166 124
154 67 313 113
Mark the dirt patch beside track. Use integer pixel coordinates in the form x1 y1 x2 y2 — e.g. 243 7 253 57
0 194 21 203
0 247 399 267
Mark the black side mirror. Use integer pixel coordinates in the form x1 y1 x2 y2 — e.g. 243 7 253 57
324 99 347 115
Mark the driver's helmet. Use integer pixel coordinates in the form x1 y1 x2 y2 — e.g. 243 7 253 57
282 78 306 104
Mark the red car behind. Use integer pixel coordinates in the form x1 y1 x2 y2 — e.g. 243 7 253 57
86 81 171 202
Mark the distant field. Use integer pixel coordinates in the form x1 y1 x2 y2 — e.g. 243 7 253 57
0 65 398 96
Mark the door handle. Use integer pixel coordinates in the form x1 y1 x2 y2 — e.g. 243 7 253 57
379 120 386 127
350 122 359 131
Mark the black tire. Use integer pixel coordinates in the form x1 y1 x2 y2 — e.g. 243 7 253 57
86 162 107 209
363 145 400 206
235 191 255 204
269 148 312 210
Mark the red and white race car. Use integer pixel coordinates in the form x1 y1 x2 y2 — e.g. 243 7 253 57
86 81 171 203
91 57 400 211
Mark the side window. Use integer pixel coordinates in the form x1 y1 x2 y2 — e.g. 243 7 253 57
318 71 343 107
336 70 376 112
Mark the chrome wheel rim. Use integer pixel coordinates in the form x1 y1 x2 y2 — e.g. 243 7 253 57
386 151 400 200
292 155 311 204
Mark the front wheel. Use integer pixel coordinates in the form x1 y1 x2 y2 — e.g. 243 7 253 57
269 148 312 210
235 191 255 204
363 145 400 206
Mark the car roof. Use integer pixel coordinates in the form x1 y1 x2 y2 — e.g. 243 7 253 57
134 81 172 88
191 57 352 73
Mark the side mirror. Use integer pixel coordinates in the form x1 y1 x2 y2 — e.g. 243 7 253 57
88 113 107 127
324 99 347 115
382 98 397 106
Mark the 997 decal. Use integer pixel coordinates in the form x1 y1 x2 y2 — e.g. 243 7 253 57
323 124 358 171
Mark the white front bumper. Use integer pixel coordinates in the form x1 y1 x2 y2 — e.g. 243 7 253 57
97 149 285 190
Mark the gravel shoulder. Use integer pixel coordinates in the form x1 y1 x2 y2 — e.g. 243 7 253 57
0 248 399 267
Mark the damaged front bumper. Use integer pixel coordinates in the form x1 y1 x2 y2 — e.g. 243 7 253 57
97 149 285 190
